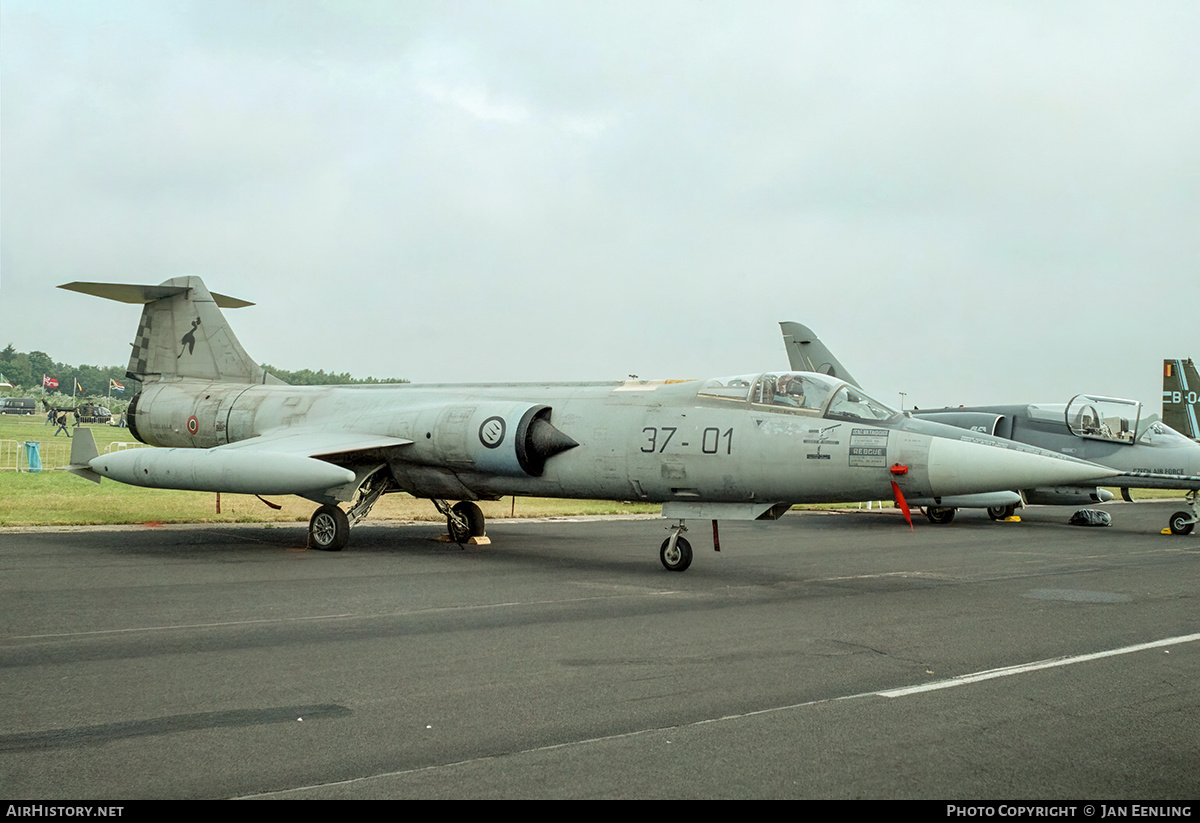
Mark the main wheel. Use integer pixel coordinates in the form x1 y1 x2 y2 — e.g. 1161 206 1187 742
659 536 693 572
925 507 956 525
448 501 486 544
309 505 349 551
987 504 1016 521
1168 511 1195 536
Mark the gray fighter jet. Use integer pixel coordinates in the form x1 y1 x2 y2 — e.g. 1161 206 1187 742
781 322 1200 535
1163 358 1200 442
55 278 1120 571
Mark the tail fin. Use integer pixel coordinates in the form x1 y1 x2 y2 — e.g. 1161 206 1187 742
1163 358 1200 440
63 427 101 483
779 321 861 388
59 277 283 385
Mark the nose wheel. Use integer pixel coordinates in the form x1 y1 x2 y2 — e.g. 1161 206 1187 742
1168 491 1198 535
660 524 693 572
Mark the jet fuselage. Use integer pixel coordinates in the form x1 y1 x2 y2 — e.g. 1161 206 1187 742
117 375 1108 508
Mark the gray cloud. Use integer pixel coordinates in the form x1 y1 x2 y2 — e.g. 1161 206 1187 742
2 0 1196 412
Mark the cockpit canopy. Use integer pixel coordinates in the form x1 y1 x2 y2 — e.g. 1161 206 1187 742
1137 419 1197 448
1065 394 1140 443
698 372 901 424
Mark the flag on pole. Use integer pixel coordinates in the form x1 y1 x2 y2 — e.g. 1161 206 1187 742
43 374 59 389
110 378 125 393
75 379 84 396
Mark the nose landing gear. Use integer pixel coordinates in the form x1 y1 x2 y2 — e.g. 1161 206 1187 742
1167 491 1198 535
660 523 693 572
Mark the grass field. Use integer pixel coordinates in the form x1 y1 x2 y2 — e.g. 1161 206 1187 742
0 413 1190 528
0 414 661 526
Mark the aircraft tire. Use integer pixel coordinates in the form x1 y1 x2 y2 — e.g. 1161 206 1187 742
1168 511 1195 536
659 536 693 572
449 501 486 543
309 505 349 551
987 504 1016 521
925 507 956 525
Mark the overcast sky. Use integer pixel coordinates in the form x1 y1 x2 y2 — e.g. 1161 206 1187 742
2 1 1197 411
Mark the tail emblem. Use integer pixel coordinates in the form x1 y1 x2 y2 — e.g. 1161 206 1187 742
178 318 201 359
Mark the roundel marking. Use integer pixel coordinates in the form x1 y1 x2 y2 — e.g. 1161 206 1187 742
186 415 199 435
479 416 506 449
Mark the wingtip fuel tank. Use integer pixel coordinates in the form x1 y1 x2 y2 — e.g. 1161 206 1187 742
90 448 356 495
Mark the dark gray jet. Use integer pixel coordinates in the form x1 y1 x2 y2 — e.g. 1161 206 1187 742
781 321 1200 535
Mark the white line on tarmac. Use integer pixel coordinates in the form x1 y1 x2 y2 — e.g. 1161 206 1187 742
238 631 1200 798
875 632 1200 697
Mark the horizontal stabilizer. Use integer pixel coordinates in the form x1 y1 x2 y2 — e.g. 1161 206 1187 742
59 276 266 384
59 281 254 308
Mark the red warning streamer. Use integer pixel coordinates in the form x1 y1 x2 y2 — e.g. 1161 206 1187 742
891 480 914 531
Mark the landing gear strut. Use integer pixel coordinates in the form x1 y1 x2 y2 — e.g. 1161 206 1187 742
307 467 393 552
1168 490 1198 535
434 499 487 544
660 523 693 572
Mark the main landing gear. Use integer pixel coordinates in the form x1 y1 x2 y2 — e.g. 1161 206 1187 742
988 504 1017 521
308 497 491 550
924 504 1018 524
434 499 488 544
924 506 956 525
307 468 391 551
1168 490 1198 536
309 504 350 551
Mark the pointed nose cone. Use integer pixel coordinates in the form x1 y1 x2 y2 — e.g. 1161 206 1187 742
927 438 1118 497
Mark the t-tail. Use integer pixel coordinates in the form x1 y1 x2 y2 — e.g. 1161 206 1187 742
779 321 861 388
59 277 284 386
1163 358 1200 441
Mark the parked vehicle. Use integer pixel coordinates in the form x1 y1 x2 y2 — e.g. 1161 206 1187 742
0 397 37 415
75 403 112 424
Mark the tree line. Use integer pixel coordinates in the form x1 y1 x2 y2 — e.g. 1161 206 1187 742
0 344 407 399
258 364 408 386
0 344 129 398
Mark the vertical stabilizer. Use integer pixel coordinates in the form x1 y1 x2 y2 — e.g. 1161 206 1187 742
779 321 861 388
1163 358 1200 440
59 277 280 385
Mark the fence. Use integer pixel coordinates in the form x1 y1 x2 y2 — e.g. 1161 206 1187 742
0 439 70 471
0 439 144 471
0 440 20 471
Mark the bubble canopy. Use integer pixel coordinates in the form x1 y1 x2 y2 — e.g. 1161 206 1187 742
697 372 901 424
